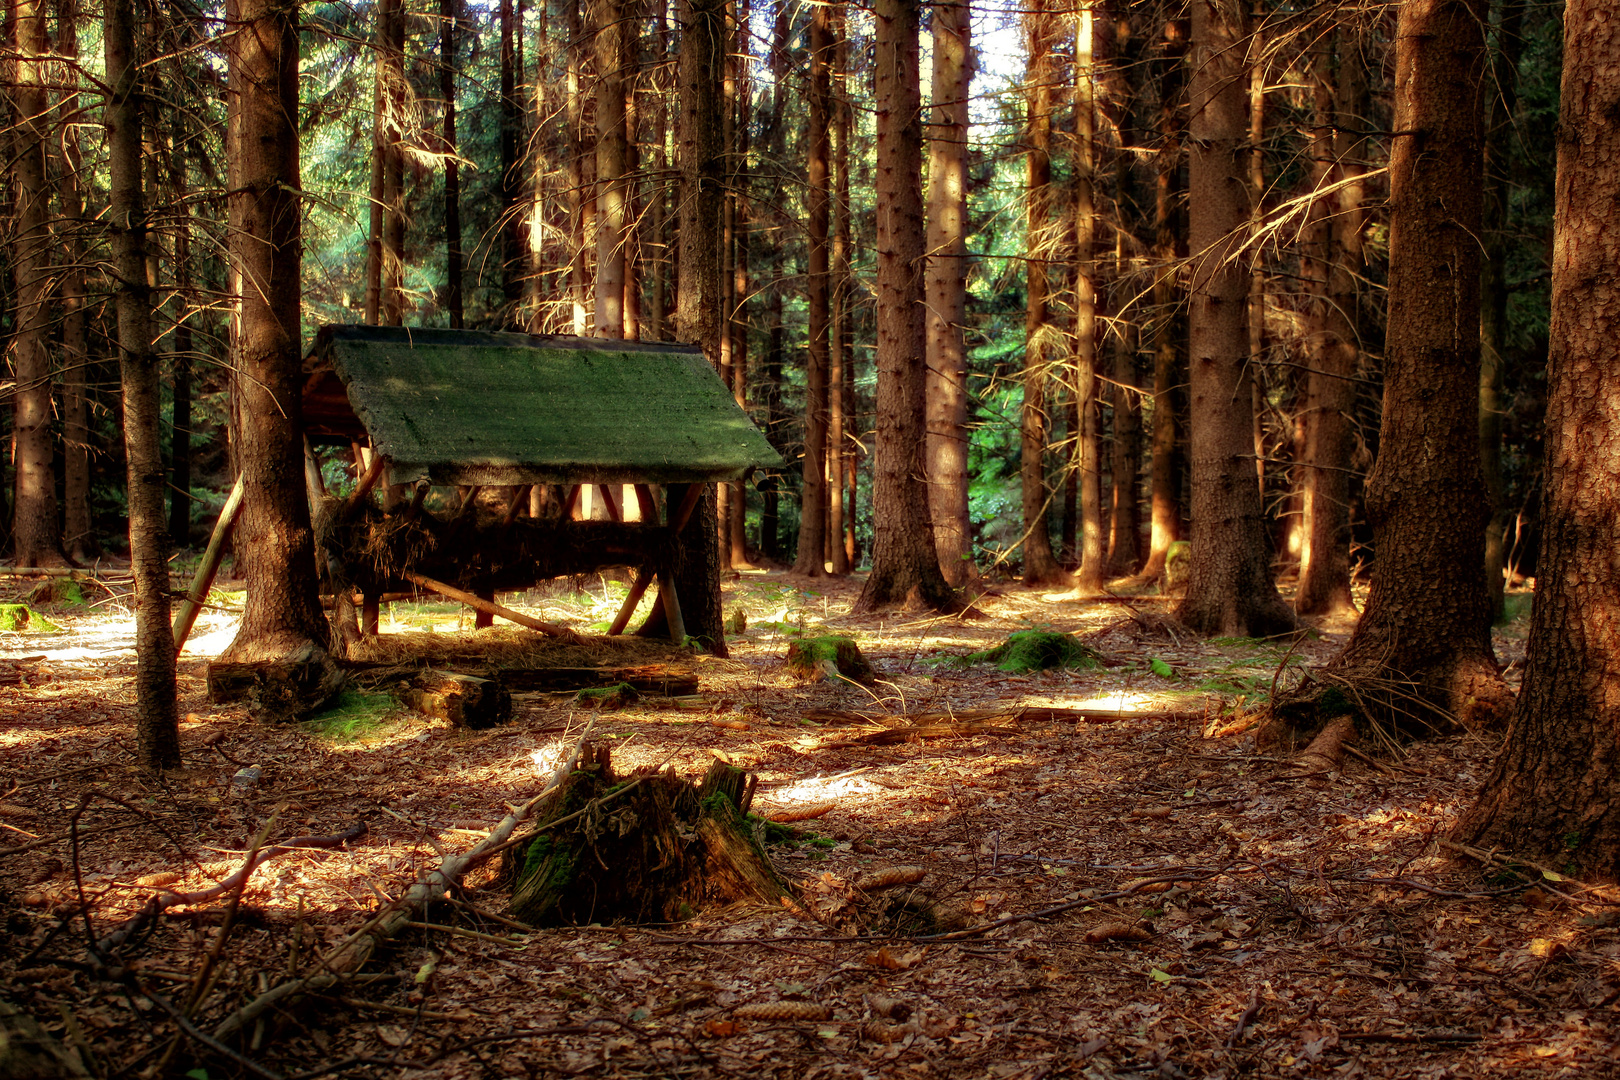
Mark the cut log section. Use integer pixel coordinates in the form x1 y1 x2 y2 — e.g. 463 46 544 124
206 655 347 722
400 670 512 729
501 745 795 927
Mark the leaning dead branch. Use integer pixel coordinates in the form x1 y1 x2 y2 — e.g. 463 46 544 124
213 718 596 1040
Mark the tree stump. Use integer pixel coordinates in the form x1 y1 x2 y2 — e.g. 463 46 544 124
502 745 796 926
785 636 876 684
206 654 346 723
400 670 511 728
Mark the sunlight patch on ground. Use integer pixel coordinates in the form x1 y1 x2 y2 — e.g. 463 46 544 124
764 772 892 805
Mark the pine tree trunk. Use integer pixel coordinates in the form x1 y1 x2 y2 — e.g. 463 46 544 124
1306 0 1510 733
593 0 627 338
793 2 831 576
828 4 851 575
568 0 591 334
168 119 194 549
1454 0 1620 877
1479 0 1526 623
55 0 92 562
1102 0 1143 580
222 0 330 663
1074 4 1104 593
853 0 952 613
925 0 973 587
9 0 64 567
500 0 523 320
1138 14 1186 583
1295 28 1362 617
441 0 464 328
1019 0 1067 587
1173 0 1294 638
107 0 179 770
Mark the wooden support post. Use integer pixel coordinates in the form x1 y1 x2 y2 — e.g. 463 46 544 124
347 452 387 514
670 483 704 533
657 567 687 645
474 589 495 629
501 485 533 527
608 567 654 635
362 591 381 636
598 484 622 522
172 474 247 654
633 484 660 522
453 485 481 521
303 437 326 504
405 479 429 520
563 484 582 519
403 571 579 640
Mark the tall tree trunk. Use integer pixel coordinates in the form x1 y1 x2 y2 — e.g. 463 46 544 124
568 0 592 334
727 0 753 569
1296 28 1363 616
793 1 831 575
441 0 464 328
107 0 178 769
1019 0 1068 587
1454 0 1620 878
828 3 851 574
10 0 64 566
1309 0 1510 732
853 0 952 612
925 0 973 586
1479 0 1526 622
381 0 405 326
500 0 523 320
55 0 92 562
222 0 329 662
593 0 627 338
1246 23 1266 494
1073 2 1104 592
1138 13 1187 583
645 0 728 655
363 0 389 325
1173 0 1294 637
1102 0 1142 579
167 107 195 548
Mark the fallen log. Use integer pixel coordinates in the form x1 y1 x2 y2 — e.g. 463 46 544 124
802 706 1185 728
341 662 700 696
205 654 346 722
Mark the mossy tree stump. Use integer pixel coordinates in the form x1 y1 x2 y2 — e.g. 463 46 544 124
503 744 797 926
966 630 1104 673
785 636 876 684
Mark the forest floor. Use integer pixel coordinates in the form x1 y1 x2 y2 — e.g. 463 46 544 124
2 565 1617 1080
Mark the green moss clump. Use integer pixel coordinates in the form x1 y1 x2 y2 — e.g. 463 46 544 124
0 604 61 633
575 682 641 709
785 636 875 684
966 630 1103 673
302 690 401 742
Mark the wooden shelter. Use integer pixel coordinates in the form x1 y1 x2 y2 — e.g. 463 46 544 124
298 324 781 642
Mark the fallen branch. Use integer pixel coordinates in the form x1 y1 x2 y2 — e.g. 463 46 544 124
823 722 1023 747
214 718 595 1040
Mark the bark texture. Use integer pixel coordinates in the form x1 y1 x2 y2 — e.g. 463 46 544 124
924 0 974 587
222 0 330 663
853 0 952 613
1173 0 1294 637
55 0 92 562
1315 0 1510 732
1455 0 1620 879
107 0 179 770
593 0 627 338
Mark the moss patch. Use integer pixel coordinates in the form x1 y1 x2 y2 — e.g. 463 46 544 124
574 682 641 709
965 630 1103 673
0 604 62 633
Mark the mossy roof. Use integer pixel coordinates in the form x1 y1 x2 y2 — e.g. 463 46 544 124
304 325 782 487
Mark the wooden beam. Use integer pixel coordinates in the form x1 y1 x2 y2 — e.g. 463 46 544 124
173 473 247 654
501 485 533 527
633 484 659 522
669 483 703 533
347 452 387 514
598 484 623 522
403 571 579 640
607 568 654 635
656 567 687 644
362 592 381 636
